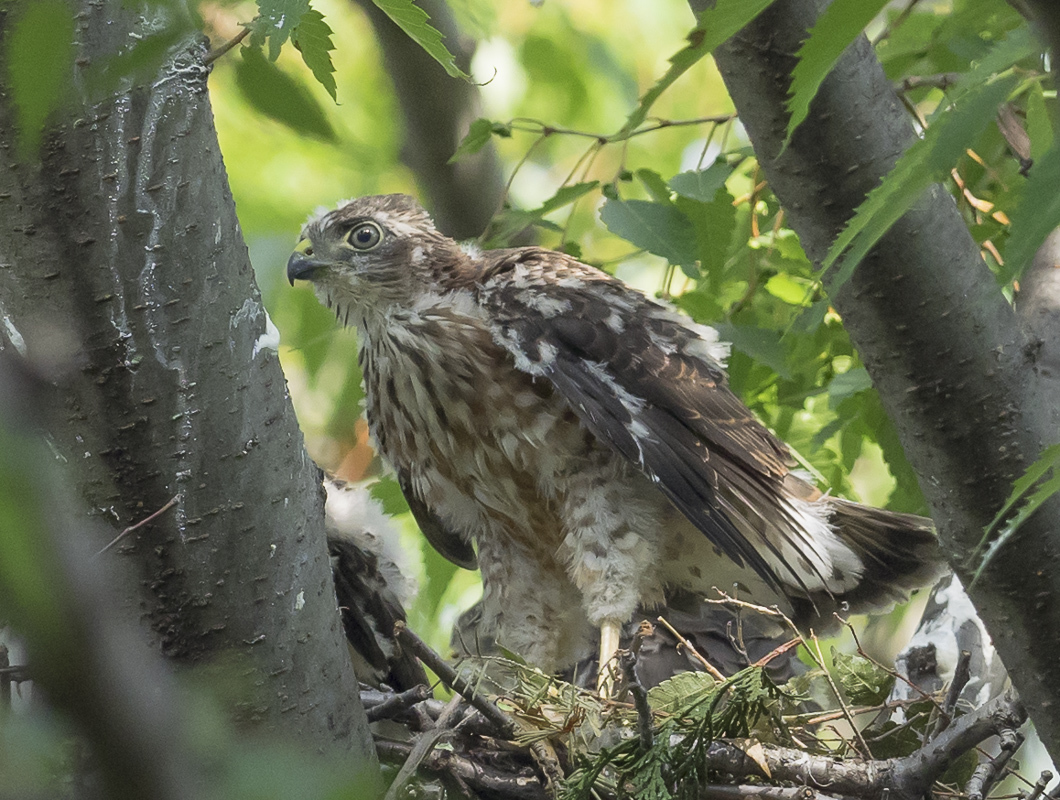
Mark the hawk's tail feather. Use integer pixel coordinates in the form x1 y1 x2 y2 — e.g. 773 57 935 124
823 498 946 614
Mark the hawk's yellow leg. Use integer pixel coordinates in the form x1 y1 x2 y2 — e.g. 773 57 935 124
596 619 622 696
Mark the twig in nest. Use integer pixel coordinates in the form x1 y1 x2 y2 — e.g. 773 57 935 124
618 646 653 751
394 622 564 797
1023 770 1053 800
365 684 432 723
656 615 726 681
377 740 547 800
932 650 972 739
752 638 801 669
836 613 943 712
700 786 846 800
384 694 467 800
966 728 1024 800
808 630 871 759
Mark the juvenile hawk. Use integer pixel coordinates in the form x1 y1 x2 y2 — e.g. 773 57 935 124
288 194 942 677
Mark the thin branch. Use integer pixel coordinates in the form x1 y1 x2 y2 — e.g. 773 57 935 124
656 615 727 681
618 647 653 752
94 495 179 557
365 684 432 723
966 729 1024 800
932 650 972 739
384 694 466 800
377 740 547 800
394 623 562 796
699 786 848 800
1023 770 1053 800
204 26 251 66
808 630 871 758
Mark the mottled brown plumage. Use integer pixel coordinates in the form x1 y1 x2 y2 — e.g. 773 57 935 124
288 194 943 673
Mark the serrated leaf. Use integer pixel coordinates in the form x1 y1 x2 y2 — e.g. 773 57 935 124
636 169 673 203
600 199 697 266
784 0 890 147
827 367 872 405
822 70 1020 288
620 0 778 134
3 0 76 158
971 442 1060 586
648 671 717 714
292 8 337 101
715 322 790 379
832 648 893 705
1000 144 1060 284
255 0 310 60
677 189 736 283
371 0 470 80
235 44 336 141
669 162 733 202
449 118 509 163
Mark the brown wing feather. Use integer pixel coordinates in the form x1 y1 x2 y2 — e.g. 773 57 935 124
478 248 809 589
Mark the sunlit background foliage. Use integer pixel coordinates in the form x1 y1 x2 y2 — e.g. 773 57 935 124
193 0 1049 660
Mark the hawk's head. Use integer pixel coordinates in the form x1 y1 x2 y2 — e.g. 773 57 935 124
286 194 466 324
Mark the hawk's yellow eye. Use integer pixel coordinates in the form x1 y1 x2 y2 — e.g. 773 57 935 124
347 221 383 251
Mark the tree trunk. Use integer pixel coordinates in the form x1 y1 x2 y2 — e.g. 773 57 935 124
710 0 1060 759
0 0 378 775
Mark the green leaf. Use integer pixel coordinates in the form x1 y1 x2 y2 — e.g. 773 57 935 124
3 0 76 158
486 182 598 244
715 322 790 379
971 442 1060 586
1025 82 1053 162
822 26 1035 285
600 199 697 267
620 0 778 134
648 671 717 715
669 161 733 202
999 144 1060 284
677 189 736 283
235 45 336 142
291 8 337 101
764 272 815 306
832 648 894 705
254 0 310 61
371 0 470 80
822 71 1020 288
784 0 890 147
449 118 510 163
636 169 674 204
827 366 872 405
369 476 411 516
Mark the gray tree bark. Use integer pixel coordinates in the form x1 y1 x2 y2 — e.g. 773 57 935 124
0 0 378 779
710 0 1060 759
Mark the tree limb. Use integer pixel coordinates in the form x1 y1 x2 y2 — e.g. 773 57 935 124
710 0 1060 761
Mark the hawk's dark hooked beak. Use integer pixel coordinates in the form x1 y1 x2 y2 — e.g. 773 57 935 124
286 252 326 286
